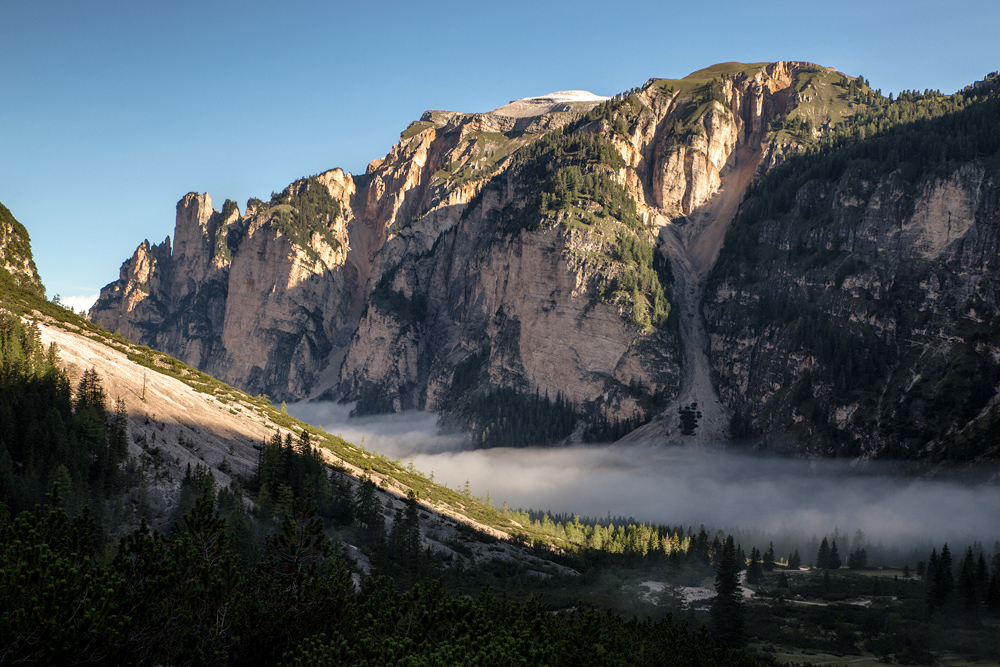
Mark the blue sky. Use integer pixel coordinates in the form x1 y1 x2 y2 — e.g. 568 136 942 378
2 0 997 310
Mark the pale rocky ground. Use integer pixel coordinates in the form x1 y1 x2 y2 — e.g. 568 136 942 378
639 570 756 607
35 318 576 575
621 135 767 445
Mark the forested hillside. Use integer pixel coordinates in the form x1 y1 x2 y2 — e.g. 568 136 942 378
707 71 1000 458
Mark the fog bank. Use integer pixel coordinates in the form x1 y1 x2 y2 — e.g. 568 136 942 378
289 403 1000 549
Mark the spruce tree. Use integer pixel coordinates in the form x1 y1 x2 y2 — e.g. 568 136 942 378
354 475 385 546
957 546 980 613
848 546 868 570
746 547 763 585
817 537 831 570
940 544 955 593
986 571 1000 613
710 535 744 648
976 553 989 602
927 546 955 613
763 541 776 571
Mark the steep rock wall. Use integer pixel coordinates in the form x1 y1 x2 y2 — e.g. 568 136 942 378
705 161 1000 459
92 177 355 399
337 62 810 431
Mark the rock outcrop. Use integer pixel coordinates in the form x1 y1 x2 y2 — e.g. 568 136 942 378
336 62 815 436
92 178 356 399
0 201 44 297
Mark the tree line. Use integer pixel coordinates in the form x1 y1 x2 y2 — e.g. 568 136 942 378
0 313 131 526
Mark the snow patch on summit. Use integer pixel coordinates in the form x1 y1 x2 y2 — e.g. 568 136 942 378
490 90 610 118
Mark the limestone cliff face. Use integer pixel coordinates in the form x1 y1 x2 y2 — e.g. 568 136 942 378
337 62 813 429
338 174 682 424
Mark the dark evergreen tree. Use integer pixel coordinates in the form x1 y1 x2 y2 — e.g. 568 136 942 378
986 570 1000 614
975 552 989 603
940 544 955 592
354 474 385 547
746 547 764 585
957 546 980 613
0 487 125 664
763 541 775 571
329 468 355 527
927 545 955 613
848 546 868 570
710 535 744 648
817 537 831 569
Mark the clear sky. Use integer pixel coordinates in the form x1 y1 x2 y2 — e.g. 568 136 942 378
2 0 997 311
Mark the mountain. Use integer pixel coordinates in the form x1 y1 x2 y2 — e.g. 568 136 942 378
91 62 1000 459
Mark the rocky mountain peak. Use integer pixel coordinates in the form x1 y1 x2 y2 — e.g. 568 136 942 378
172 193 220 275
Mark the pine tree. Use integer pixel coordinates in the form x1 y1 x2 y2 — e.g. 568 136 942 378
746 547 764 585
817 537 831 570
975 553 989 602
927 545 955 613
986 571 1000 613
763 541 776 571
957 546 980 613
354 475 384 546
710 535 744 648
329 470 354 527
940 544 955 593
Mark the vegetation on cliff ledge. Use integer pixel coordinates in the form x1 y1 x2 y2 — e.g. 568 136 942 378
0 202 44 299
510 130 672 329
265 176 343 262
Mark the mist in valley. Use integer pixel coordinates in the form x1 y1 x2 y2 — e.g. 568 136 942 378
289 402 1000 563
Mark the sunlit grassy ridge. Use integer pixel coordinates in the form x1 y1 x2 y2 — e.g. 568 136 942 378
0 272 604 550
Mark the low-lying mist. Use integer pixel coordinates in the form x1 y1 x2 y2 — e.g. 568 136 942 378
289 402 1000 559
